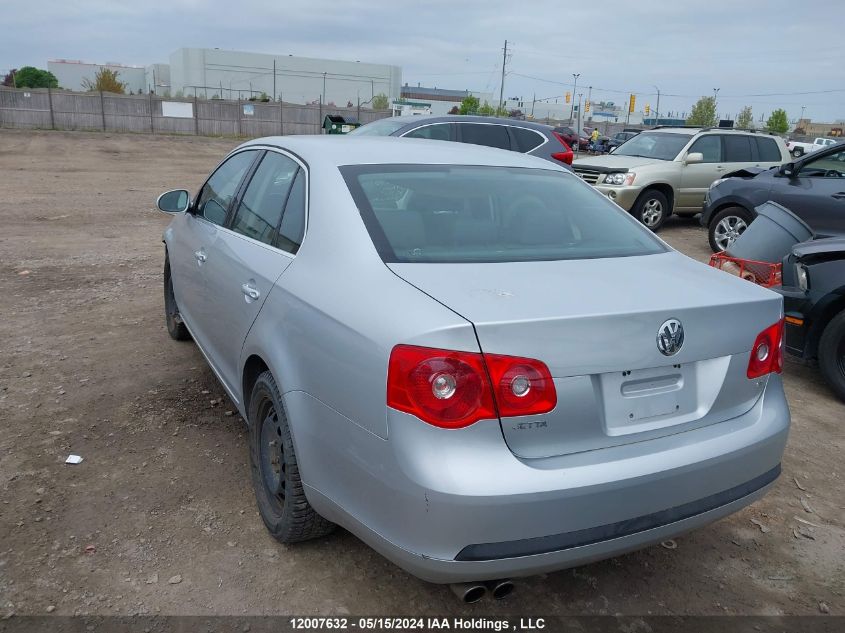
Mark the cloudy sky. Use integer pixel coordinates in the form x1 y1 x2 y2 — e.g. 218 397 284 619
2 0 844 121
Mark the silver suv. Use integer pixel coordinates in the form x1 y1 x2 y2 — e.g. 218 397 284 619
572 127 790 230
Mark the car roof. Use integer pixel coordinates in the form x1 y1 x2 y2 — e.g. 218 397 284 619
385 114 553 132
237 135 569 170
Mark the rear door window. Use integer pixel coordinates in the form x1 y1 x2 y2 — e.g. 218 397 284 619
688 135 722 162
458 124 511 150
756 137 782 162
230 152 299 245
276 169 306 254
723 135 754 162
510 127 546 152
403 123 452 141
196 150 258 225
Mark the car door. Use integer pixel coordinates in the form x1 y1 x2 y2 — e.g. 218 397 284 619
771 147 845 237
168 149 259 354
677 134 724 211
199 149 305 396
456 123 513 151
401 122 454 141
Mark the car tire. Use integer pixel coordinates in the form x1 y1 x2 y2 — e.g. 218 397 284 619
818 310 845 403
791 148 804 158
708 206 754 253
248 370 335 543
164 255 190 341
632 189 669 231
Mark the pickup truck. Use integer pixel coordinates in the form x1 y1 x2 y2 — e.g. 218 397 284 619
787 137 838 158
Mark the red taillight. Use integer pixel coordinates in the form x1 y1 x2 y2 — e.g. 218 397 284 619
484 353 557 417
747 319 784 379
387 345 556 428
551 133 574 165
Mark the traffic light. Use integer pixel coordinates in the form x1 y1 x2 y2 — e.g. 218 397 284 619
565 92 571 104
645 104 650 115
585 100 590 113
629 94 636 113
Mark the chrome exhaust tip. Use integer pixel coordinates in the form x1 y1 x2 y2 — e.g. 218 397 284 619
485 579 514 600
450 582 487 604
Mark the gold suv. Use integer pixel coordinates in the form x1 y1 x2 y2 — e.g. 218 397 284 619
572 127 790 231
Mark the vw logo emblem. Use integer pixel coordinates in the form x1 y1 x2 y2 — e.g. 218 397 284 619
657 319 684 356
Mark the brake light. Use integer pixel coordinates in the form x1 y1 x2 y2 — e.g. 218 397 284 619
484 353 557 417
387 345 556 428
551 133 574 165
747 319 784 379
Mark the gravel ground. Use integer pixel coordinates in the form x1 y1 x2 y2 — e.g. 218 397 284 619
0 129 843 617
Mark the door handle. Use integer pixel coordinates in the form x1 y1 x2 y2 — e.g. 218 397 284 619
241 283 260 301
832 192 845 200
194 250 207 263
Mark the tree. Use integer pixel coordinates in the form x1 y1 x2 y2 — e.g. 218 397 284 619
371 93 389 110
508 109 524 119
2 68 18 87
735 105 753 129
766 109 789 134
10 66 58 89
686 96 717 127
82 68 126 94
459 95 479 115
477 101 496 116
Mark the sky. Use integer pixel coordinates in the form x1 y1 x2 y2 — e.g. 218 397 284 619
2 0 844 122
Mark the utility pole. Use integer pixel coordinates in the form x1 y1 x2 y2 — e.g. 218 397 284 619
570 73 580 124
713 87 720 120
498 40 508 114
586 86 592 122
273 59 276 102
576 93 583 154
531 92 536 118
800 105 806 122
323 72 327 106
654 85 661 125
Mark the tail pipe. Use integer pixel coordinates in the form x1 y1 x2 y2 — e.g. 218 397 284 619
485 579 514 600
449 582 487 604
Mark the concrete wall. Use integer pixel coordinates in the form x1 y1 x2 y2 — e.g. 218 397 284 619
48 60 146 93
0 87 391 136
168 48 401 105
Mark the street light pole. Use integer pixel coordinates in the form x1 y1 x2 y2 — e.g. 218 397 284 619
800 105 806 123
570 73 580 124
713 87 720 120
323 72 327 106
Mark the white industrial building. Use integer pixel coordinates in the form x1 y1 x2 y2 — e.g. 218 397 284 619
48 59 147 93
166 48 401 104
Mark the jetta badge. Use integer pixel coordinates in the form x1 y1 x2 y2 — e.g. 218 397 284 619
657 319 684 356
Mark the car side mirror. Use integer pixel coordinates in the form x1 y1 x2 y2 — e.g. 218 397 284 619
779 162 797 177
685 152 704 165
157 189 190 214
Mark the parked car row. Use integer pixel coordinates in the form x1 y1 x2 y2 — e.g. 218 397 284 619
786 136 838 158
155 131 790 597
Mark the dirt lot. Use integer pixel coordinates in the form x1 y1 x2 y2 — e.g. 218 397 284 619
0 129 843 618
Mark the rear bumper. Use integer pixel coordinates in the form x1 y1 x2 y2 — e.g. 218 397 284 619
290 377 789 584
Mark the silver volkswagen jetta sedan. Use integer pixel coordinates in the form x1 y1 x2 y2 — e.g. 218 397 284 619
157 136 789 589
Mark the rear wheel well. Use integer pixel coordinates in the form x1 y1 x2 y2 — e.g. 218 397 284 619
807 294 845 359
242 355 270 416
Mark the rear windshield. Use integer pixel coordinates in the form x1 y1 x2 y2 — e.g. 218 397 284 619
341 165 667 263
348 119 408 136
613 132 691 161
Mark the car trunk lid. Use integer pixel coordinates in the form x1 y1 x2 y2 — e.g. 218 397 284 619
388 252 783 457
